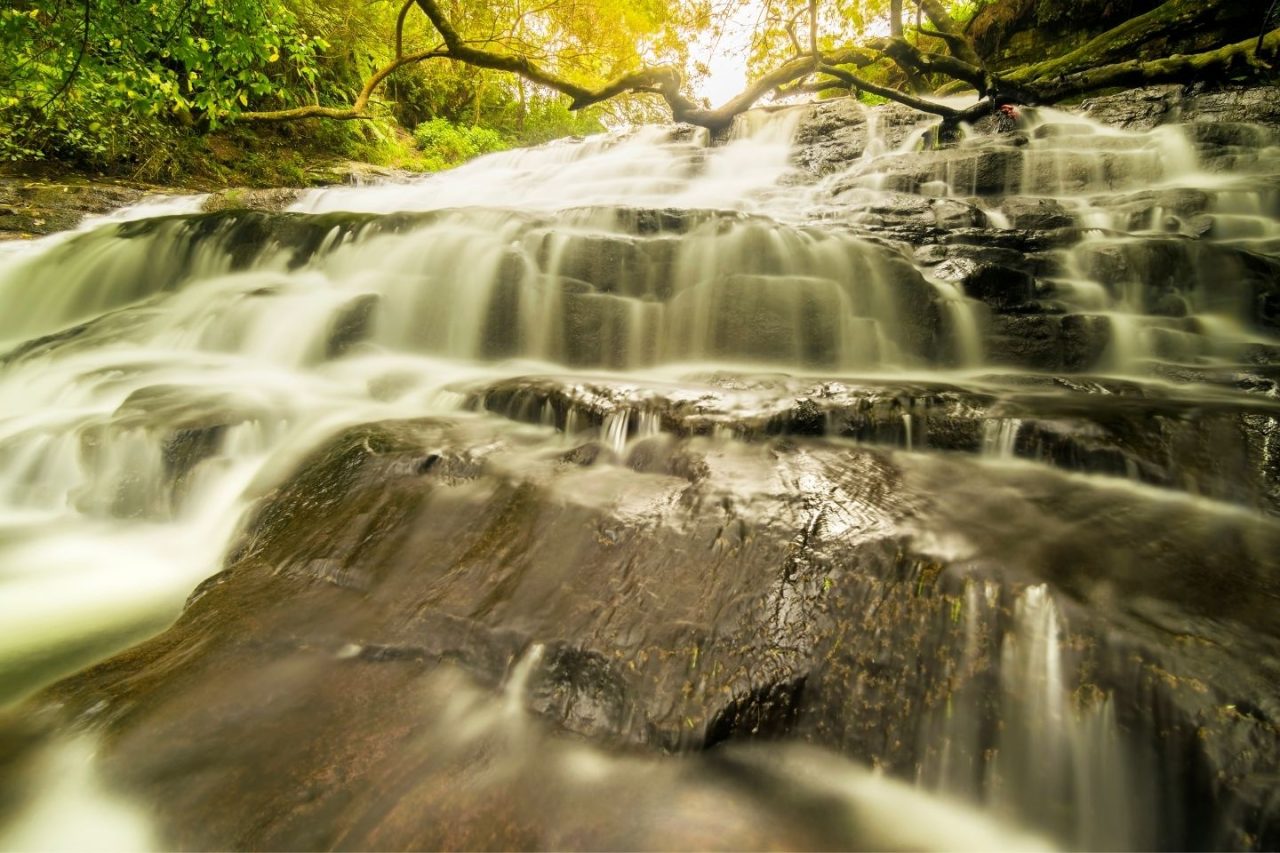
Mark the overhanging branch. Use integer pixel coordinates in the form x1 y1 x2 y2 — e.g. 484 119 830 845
240 47 447 121
816 66 960 117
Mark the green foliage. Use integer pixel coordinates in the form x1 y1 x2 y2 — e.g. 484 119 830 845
0 0 986 180
412 118 509 169
0 0 669 176
744 0 989 83
0 0 325 165
410 95 610 171
947 0 994 24
499 96 609 146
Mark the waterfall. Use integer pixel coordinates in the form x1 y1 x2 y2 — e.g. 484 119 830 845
1 92 1278 851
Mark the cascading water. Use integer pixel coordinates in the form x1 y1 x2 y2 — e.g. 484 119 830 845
1 91 1278 851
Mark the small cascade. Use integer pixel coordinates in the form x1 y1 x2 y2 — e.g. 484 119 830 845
0 737 157 851
503 643 547 715
860 102 886 161
600 411 631 455
826 101 1280 376
921 583 1151 851
982 418 1022 457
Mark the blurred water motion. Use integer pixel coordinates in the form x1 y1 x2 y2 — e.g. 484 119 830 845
0 97 1277 850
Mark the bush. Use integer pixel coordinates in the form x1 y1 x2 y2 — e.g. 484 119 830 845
411 118 509 168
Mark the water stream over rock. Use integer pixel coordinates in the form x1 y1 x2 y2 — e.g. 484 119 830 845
1 86 1278 850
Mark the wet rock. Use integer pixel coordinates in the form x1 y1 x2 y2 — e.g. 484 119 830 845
1238 251 1280 332
1000 196 1074 231
944 148 1017 195
534 232 673 299
302 160 418 186
201 187 304 213
832 187 930 222
1080 85 1185 131
943 226 1076 252
828 189 988 242
26 417 1280 849
791 98 870 177
1022 149 1165 194
932 252 1035 310
1032 123 1097 140
791 99 929 176
1182 85 1280 128
668 274 851 367
986 313 1111 371
1092 187 1211 231
326 294 379 358
560 291 648 368
114 209 382 271
1182 121 1280 149
0 309 154 365
930 197 988 230
1081 85 1280 132
468 373 1280 515
608 207 715 235
1075 239 1279 328
866 148 1023 197
913 244 948 266
0 178 161 239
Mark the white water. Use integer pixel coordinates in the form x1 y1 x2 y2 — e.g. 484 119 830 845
0 98 1273 695
0 97 1277 849
919 582 1147 850
1 114 898 706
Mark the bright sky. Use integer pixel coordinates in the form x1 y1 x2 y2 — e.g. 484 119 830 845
689 1 763 107
686 1 896 107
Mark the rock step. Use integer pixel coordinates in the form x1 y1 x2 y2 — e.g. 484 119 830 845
465 373 1280 514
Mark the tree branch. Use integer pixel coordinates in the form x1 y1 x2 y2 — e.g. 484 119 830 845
233 0 1273 147
240 47 448 121
915 0 984 68
1005 0 1229 84
808 0 819 62
40 0 92 113
395 0 415 59
1028 27 1280 102
914 26 970 54
817 65 959 117
414 0 880 129
870 36 991 93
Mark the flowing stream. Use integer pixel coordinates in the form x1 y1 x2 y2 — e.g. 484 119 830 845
1 98 1278 850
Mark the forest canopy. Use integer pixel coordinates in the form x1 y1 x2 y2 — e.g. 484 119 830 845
0 0 1276 180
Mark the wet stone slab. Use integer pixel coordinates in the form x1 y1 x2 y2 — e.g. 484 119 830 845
18 416 1280 849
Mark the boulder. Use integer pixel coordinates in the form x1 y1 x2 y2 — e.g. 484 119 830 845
1000 196 1074 230
930 245 1036 310
201 187 304 213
